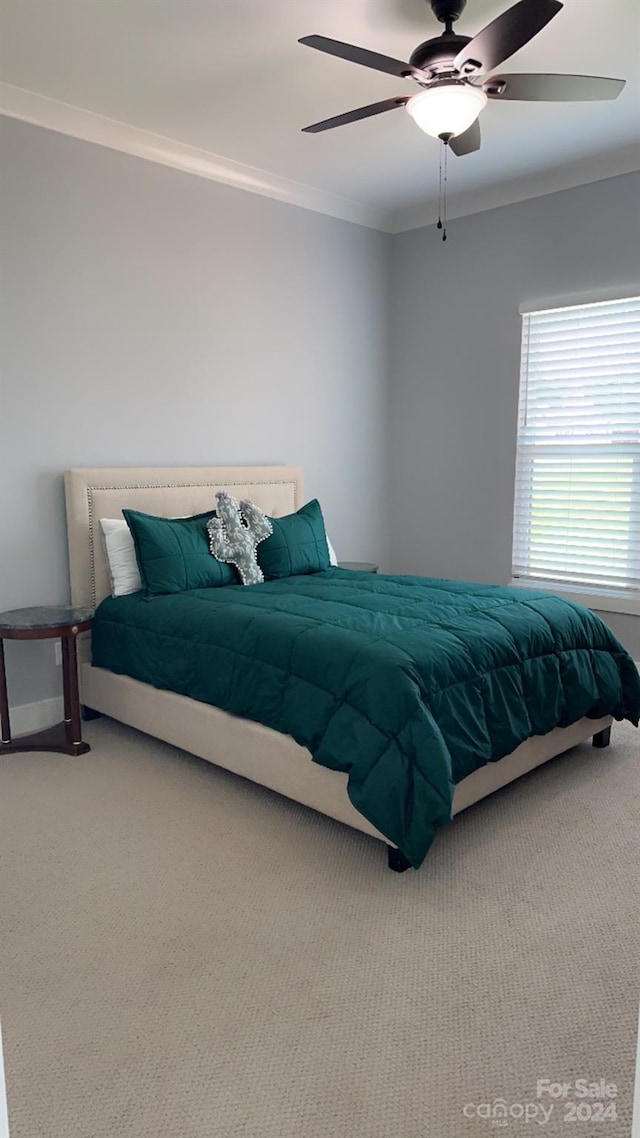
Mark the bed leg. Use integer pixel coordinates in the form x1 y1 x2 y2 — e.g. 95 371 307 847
81 706 102 722
387 846 412 873
592 726 611 748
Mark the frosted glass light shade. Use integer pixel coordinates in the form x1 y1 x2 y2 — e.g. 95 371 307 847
406 84 487 139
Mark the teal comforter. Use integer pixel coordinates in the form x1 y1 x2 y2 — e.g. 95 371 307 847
92 571 640 866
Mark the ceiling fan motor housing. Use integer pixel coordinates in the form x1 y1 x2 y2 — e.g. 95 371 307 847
409 33 471 75
429 0 467 25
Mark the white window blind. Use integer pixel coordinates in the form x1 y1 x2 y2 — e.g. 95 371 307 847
512 295 640 598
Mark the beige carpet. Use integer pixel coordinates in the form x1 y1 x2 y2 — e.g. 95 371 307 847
0 716 638 1138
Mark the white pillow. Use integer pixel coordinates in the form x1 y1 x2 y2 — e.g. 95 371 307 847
99 518 142 597
326 535 338 566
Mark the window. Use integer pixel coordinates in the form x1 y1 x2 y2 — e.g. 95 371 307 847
512 295 640 602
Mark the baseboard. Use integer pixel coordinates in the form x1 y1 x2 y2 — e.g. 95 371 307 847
628 1005 633 1138
0 1019 9 1138
9 696 64 738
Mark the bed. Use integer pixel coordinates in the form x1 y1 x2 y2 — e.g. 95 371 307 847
64 464 640 871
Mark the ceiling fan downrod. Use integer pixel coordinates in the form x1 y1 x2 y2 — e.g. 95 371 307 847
429 0 467 31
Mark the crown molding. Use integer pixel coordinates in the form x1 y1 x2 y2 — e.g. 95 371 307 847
388 143 640 233
2 81 638 237
0 82 389 232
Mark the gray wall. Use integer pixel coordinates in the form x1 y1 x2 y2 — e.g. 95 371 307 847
0 117 391 708
388 171 640 658
2 116 638 713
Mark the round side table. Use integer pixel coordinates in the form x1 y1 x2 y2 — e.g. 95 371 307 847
0 606 94 756
337 562 379 573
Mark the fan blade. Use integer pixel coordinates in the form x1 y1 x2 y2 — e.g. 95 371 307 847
483 72 626 101
302 96 410 134
449 120 481 156
454 0 563 76
299 35 428 82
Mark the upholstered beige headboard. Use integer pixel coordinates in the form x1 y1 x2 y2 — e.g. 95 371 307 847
64 465 304 610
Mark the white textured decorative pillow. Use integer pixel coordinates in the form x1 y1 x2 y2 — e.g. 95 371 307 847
99 518 143 597
326 536 338 566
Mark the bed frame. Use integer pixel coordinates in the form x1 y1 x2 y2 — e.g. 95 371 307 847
64 465 612 872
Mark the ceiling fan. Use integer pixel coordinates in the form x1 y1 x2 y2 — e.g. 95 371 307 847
299 0 626 156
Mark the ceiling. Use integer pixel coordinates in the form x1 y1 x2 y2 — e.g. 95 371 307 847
1 0 639 231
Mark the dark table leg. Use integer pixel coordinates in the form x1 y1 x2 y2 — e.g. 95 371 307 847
63 634 87 752
61 636 73 742
0 640 11 744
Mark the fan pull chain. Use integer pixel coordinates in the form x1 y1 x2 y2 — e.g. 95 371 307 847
442 139 448 241
437 142 443 233
436 139 448 242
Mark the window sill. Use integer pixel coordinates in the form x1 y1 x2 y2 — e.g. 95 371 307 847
509 579 640 618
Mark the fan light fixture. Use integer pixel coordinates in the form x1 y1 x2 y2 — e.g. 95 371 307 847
406 84 487 139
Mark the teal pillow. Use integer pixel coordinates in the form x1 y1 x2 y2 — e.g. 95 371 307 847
123 509 237 596
258 499 331 580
